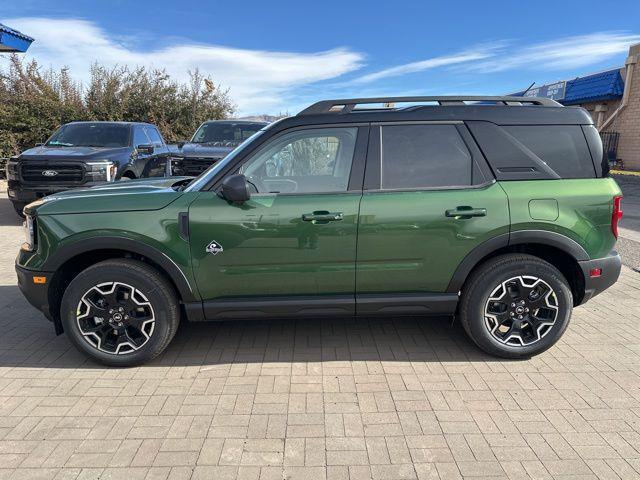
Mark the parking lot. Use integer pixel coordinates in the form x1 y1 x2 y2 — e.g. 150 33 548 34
0 181 639 480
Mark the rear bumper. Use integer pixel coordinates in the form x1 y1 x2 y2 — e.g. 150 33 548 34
578 251 621 305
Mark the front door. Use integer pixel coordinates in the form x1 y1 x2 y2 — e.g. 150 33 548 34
188 125 367 318
356 123 509 312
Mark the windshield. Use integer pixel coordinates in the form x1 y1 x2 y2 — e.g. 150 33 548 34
46 123 130 148
184 130 265 192
191 122 264 146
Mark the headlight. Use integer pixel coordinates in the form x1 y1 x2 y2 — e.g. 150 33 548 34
86 161 117 182
22 215 36 251
6 157 19 180
167 156 183 176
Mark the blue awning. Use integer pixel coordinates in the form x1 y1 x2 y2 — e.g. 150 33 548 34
562 69 624 105
0 23 34 53
513 68 625 105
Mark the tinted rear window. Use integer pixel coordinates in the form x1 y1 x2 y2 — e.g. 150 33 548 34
381 124 473 189
503 125 595 179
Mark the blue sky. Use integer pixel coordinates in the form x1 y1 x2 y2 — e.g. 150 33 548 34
3 0 640 115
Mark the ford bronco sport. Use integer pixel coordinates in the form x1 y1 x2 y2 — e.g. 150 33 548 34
16 96 622 366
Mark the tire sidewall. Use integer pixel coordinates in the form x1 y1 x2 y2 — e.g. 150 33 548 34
61 263 174 366
464 259 573 358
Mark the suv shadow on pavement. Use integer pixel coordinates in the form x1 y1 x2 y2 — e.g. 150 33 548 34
0 197 24 226
2 286 502 368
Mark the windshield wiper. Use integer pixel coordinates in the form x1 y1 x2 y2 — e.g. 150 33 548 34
46 141 74 147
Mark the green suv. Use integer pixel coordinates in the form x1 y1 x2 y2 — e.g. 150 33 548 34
16 96 623 366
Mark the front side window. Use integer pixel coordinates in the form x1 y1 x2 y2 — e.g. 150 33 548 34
381 124 473 189
144 127 164 146
133 126 149 147
239 127 357 194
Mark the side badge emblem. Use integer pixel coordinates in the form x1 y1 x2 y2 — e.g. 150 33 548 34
206 240 223 255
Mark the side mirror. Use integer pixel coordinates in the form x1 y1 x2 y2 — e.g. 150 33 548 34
221 174 250 204
177 140 188 149
35 143 44 147
137 144 155 155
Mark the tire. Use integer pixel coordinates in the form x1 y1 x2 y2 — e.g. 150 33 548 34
12 201 26 218
459 254 573 359
60 259 180 367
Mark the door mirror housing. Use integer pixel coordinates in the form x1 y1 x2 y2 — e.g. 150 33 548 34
221 174 251 204
137 144 155 155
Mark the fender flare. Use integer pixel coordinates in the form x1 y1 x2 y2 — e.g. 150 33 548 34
44 236 197 303
446 230 589 293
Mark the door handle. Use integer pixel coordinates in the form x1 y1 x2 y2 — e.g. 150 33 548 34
302 211 344 223
445 206 487 219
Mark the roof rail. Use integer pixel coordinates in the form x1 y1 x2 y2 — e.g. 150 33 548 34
298 96 561 115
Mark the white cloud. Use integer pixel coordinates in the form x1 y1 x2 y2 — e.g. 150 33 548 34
468 32 640 73
350 31 639 86
3 17 364 115
3 19 638 114
352 45 502 83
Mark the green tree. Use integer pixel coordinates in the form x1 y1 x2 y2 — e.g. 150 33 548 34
0 55 234 157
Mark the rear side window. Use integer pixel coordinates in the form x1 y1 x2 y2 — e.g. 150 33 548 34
582 125 608 177
381 124 472 189
503 126 596 179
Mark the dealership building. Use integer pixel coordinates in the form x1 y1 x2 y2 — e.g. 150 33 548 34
515 42 640 171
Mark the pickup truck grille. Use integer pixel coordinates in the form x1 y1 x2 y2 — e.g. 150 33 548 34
20 162 85 184
175 157 219 176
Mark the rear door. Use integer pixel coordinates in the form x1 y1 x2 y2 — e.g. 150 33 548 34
355 122 509 313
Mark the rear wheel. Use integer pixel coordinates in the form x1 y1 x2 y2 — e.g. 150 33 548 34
60 259 179 366
459 254 573 358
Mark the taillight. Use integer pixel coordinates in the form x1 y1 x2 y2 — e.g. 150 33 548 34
612 195 623 238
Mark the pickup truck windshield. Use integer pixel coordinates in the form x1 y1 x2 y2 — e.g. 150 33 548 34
46 123 130 148
184 130 265 192
191 122 263 146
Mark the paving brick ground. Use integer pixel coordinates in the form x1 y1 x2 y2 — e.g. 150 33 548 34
0 187 639 480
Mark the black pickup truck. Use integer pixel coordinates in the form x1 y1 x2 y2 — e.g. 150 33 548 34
6 121 171 216
169 120 267 176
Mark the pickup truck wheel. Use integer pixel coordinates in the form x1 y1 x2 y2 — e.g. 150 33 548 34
459 254 573 359
11 201 26 218
60 259 179 367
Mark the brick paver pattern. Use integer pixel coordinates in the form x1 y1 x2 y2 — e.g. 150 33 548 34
0 190 639 480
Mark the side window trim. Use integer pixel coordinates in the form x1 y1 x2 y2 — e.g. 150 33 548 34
229 125 369 196
364 121 495 192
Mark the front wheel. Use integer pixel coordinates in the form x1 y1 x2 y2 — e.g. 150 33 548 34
459 254 573 359
60 259 180 366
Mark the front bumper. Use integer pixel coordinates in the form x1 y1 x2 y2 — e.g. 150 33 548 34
8 180 109 204
15 264 59 331
578 251 622 305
